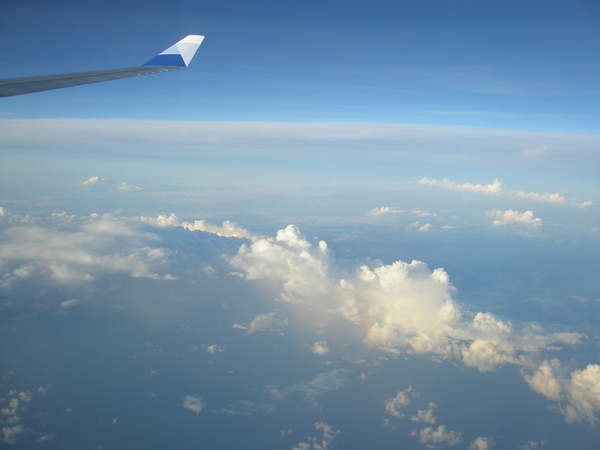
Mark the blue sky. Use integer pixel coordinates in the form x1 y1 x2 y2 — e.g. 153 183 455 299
1 1 600 449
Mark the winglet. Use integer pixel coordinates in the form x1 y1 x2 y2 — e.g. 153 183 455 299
143 35 204 67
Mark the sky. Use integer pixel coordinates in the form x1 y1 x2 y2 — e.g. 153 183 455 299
1 0 599 448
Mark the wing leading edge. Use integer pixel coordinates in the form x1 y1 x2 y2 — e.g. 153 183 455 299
0 35 204 97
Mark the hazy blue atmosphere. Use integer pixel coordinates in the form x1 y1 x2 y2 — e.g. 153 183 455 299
1 1 599 448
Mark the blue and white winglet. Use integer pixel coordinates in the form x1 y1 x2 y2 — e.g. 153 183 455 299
0 35 204 97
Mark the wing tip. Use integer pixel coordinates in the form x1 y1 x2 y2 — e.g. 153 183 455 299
143 35 204 67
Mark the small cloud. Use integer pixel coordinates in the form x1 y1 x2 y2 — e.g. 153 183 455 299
81 176 106 185
411 403 437 424
182 219 260 242
418 177 503 194
232 312 288 333
487 210 542 227
206 344 225 354
311 341 330 356
292 422 340 450
469 436 495 450
576 201 593 210
411 425 463 447
369 206 404 216
117 182 143 191
417 223 433 233
0 206 5 216
515 191 566 204
1 425 25 444
182 395 204 414
385 387 414 418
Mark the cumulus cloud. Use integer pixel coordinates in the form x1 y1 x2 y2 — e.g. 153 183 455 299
311 341 330 356
515 191 566 204
182 219 260 242
226 223 594 421
418 177 503 194
385 387 414 418
411 403 437 424
232 312 288 333
522 360 600 424
411 425 463 447
138 213 180 228
487 209 542 227
80 176 105 185
183 395 204 414
0 214 175 290
292 422 340 450
369 206 403 216
207 344 225 354
469 436 495 450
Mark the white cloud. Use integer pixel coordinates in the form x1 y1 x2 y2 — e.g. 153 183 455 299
117 182 143 191
311 341 330 356
385 387 413 418
369 207 404 216
182 395 204 414
411 425 463 447
515 191 566 204
206 344 225 354
522 359 600 424
1 425 25 444
138 213 180 228
411 403 437 424
0 215 175 287
182 219 260 242
418 177 503 194
370 207 439 218
232 312 288 333
80 176 105 185
576 201 593 209
469 437 495 450
487 210 542 227
292 422 340 450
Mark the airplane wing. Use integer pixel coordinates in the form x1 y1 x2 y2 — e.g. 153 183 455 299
0 35 204 97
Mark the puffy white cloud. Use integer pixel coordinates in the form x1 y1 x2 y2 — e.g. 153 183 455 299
418 177 503 194
206 344 225 354
0 215 175 288
228 225 584 371
469 437 495 450
385 387 413 418
411 425 463 447
182 395 204 414
370 206 404 216
515 191 566 204
576 200 593 209
232 312 288 333
292 422 340 450
182 219 260 242
411 403 437 424
522 360 600 424
487 210 542 227
1 425 25 444
138 213 180 228
311 341 330 356
80 175 105 185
